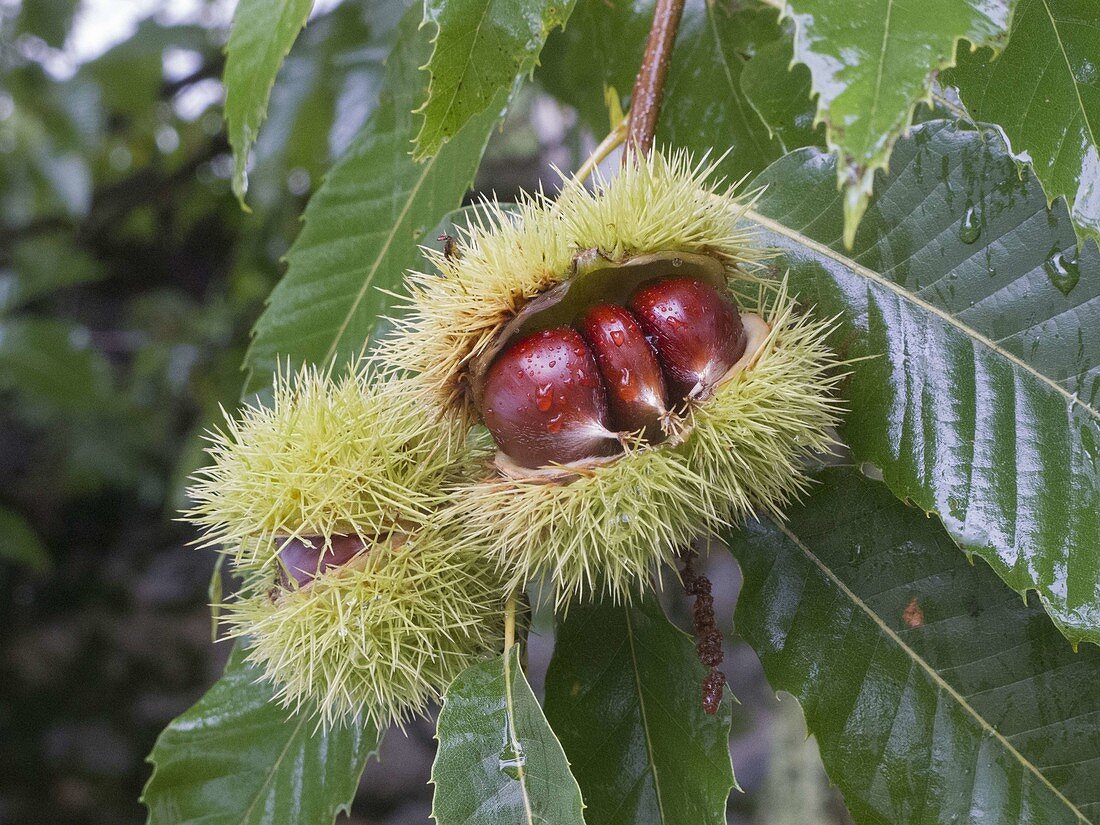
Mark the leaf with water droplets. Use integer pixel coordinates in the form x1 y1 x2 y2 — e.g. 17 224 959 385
769 0 1013 246
727 467 1100 824
413 0 576 160
431 647 585 825
746 119 1100 646
944 0 1100 240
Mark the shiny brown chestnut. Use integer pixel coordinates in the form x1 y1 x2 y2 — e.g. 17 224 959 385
579 304 668 440
629 277 746 397
481 327 620 468
278 534 368 587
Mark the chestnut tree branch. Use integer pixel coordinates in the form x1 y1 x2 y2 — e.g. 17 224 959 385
623 0 687 163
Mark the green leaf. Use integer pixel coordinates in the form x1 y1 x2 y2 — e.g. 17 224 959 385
242 5 508 395
223 0 315 206
414 0 576 160
539 0 783 184
241 1 392 211
431 646 585 825
944 0 1100 239
725 467 1100 824
543 593 735 825
739 33 824 153
0 508 50 572
771 0 1014 245
746 119 1100 647
142 643 381 825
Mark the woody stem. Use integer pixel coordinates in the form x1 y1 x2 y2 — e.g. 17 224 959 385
623 0 686 163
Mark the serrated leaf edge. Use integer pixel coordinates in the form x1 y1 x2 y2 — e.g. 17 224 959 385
766 0 1015 247
224 0 315 208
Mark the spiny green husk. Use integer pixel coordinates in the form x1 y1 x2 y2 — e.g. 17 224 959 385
376 149 769 423
223 530 504 730
446 280 844 606
184 362 504 727
184 363 467 565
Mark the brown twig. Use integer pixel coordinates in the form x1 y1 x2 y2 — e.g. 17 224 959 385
623 0 687 163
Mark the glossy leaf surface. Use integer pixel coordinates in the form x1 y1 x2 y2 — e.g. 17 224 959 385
224 0 315 204
747 119 1100 646
726 468 1100 824
414 0 575 159
944 0 1100 238
142 644 380 824
770 0 1014 244
431 646 585 825
543 593 735 825
539 0 783 184
242 6 506 395
740 29 823 153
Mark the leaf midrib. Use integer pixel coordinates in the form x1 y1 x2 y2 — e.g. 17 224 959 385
742 205 1100 424
624 608 668 823
774 516 1091 823
240 711 307 822
321 150 439 366
502 647 535 824
1040 0 1098 149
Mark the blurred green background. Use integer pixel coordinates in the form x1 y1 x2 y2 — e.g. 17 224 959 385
0 2 850 822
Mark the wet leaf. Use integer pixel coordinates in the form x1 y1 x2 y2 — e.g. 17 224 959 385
543 593 735 825
726 467 1100 824
740 28 823 153
242 5 508 395
142 644 381 825
944 0 1100 239
770 0 1014 245
747 119 1100 646
223 0 315 205
431 646 585 825
539 0 783 184
414 0 575 160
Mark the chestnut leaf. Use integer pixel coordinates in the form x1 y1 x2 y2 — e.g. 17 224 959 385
944 0 1100 240
431 646 585 825
544 593 736 825
142 643 381 825
223 0 315 206
727 468 1100 824
747 119 1100 646
413 0 576 160
241 4 508 396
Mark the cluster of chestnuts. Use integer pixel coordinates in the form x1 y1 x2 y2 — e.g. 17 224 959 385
185 150 843 727
482 277 746 468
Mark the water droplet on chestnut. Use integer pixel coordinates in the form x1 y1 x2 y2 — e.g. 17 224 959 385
629 277 746 398
481 328 620 467
579 304 668 439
